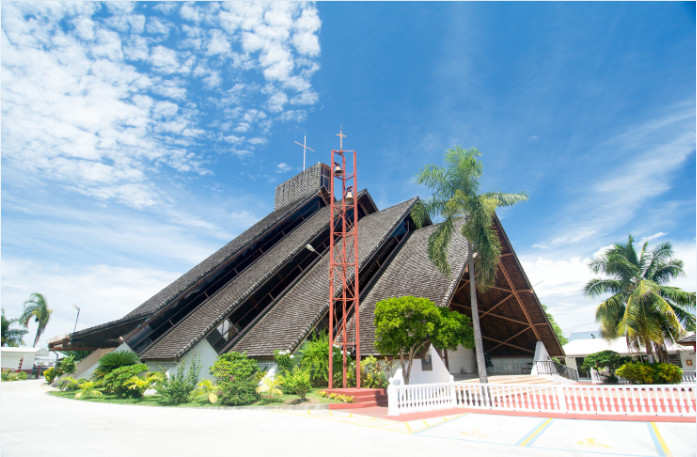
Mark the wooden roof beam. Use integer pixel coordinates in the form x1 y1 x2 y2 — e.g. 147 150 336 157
482 335 535 354
452 302 531 328
498 260 542 341
487 327 533 353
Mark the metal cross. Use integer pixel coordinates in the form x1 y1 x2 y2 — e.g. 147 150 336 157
294 134 315 170
336 127 346 150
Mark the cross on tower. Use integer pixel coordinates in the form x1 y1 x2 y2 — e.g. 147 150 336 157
293 134 315 170
336 127 346 150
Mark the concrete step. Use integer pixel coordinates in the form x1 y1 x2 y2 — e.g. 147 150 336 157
323 388 388 409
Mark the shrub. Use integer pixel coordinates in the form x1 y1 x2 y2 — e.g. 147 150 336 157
297 332 345 387
75 380 103 399
44 367 57 383
59 376 81 392
156 359 200 405
359 356 388 389
5 371 29 382
273 350 296 376
93 350 140 379
56 355 76 376
318 390 354 403
282 367 311 400
582 350 630 380
102 363 150 398
210 352 260 383
1 370 9 382
193 379 219 404
617 362 683 384
256 376 283 400
218 377 260 406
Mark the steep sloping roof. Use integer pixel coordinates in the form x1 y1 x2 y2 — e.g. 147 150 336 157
125 193 322 320
354 222 469 355
139 203 334 360
232 197 419 357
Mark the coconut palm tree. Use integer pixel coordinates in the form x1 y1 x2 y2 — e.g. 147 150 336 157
19 293 53 347
412 146 528 383
584 235 696 362
2 308 28 347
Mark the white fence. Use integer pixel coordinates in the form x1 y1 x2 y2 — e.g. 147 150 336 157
387 379 696 418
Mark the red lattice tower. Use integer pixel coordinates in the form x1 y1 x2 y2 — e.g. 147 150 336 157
328 129 361 389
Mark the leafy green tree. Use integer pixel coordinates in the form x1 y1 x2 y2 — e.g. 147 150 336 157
581 350 630 382
412 147 527 383
19 293 52 347
2 308 28 347
584 235 696 361
374 296 473 384
542 305 568 346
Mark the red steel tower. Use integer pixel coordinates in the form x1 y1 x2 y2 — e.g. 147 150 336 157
328 129 361 389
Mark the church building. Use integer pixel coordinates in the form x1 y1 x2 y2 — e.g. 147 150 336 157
49 163 564 378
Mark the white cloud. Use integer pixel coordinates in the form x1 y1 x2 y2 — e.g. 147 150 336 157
276 162 292 173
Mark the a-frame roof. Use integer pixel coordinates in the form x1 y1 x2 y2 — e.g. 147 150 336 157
232 197 418 357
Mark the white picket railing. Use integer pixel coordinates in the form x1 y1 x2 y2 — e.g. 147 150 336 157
387 378 696 418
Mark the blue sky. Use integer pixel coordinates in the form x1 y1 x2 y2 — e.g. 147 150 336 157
2 2 695 348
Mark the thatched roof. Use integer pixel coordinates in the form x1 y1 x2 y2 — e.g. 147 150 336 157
232 197 418 357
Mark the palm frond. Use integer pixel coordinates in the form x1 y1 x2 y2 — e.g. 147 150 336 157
482 191 528 207
584 278 624 298
427 218 455 277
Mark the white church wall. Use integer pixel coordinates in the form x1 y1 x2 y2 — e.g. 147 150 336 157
446 345 476 374
680 350 695 370
169 339 219 382
408 345 453 384
74 348 114 379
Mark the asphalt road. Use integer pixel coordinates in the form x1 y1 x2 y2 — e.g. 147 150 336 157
2 380 694 457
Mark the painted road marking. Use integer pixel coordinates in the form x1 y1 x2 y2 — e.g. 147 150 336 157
516 418 554 447
649 423 672 457
274 409 691 456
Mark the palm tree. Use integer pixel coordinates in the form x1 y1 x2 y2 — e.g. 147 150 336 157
1 308 28 347
584 235 696 362
19 293 53 347
412 146 528 383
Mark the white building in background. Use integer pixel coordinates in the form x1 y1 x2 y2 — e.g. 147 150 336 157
562 331 696 380
0 347 49 373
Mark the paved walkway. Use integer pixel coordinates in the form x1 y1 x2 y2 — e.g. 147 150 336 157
2 380 695 457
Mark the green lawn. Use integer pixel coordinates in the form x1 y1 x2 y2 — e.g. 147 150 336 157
48 388 340 408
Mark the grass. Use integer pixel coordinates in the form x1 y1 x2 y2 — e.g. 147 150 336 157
48 388 340 408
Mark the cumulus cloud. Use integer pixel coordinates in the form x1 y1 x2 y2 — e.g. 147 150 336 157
2 2 322 210
276 162 292 173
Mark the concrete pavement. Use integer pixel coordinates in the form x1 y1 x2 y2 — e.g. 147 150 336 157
1 380 694 457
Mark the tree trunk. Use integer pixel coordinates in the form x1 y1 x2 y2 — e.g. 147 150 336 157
468 243 488 384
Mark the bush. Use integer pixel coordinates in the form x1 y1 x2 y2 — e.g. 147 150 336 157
156 359 200 405
359 356 388 389
56 355 76 376
282 367 311 400
273 350 296 376
1 370 8 382
44 367 57 383
102 363 150 398
617 362 683 384
59 376 81 392
218 377 260 405
193 379 219 404
93 350 140 379
210 352 260 383
2 370 29 382
296 332 345 387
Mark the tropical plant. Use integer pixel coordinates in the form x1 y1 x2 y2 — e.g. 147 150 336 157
75 380 103 399
281 367 311 400
1 308 28 347
44 367 57 383
126 371 163 396
93 350 140 379
374 296 474 384
102 363 149 398
193 379 219 404
616 362 683 385
58 376 81 392
19 293 53 347
296 332 344 387
256 376 283 400
155 358 200 404
2 370 29 382
584 235 696 362
358 356 388 389
273 350 296 376
56 355 77 377
542 305 568 346
412 146 528 383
